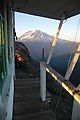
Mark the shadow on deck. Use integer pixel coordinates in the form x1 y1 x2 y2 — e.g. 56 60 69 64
13 75 56 120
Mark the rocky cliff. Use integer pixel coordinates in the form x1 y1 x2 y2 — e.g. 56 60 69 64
15 41 40 78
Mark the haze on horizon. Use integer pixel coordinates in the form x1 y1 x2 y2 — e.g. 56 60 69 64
15 12 80 42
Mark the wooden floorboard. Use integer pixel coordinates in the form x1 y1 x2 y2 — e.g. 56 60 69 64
13 77 56 120
13 110 56 120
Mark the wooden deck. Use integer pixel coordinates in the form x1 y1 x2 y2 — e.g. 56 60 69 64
13 77 56 120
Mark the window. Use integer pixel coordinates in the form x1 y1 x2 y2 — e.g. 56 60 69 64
0 0 7 93
0 0 13 93
0 16 2 87
0 16 7 92
1 17 7 79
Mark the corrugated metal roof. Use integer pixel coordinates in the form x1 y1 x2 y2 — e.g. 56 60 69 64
11 0 80 20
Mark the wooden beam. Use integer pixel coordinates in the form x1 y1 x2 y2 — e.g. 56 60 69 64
47 15 65 64
46 14 65 64
71 99 80 120
41 62 80 104
65 43 80 80
40 62 46 101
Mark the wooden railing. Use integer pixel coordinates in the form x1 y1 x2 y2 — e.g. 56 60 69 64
40 62 80 104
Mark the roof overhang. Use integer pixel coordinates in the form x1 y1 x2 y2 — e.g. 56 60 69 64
11 0 80 20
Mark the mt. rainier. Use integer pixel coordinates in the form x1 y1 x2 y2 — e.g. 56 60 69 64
18 30 78 62
19 30 53 42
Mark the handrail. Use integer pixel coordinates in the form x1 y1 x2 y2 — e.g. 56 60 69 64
40 62 80 104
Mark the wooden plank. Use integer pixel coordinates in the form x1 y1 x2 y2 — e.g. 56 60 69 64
13 110 55 120
47 14 65 64
13 77 54 120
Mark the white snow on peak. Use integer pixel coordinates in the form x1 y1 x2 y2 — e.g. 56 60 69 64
19 30 53 42
20 30 35 40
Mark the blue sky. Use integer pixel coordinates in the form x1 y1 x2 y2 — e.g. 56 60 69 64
15 12 80 41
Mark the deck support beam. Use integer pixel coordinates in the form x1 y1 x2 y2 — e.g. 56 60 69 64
47 14 65 64
72 99 80 120
40 62 46 101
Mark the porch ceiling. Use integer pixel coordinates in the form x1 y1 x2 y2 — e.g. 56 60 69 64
11 0 80 20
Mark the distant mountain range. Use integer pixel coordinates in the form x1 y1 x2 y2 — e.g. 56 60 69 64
17 30 80 86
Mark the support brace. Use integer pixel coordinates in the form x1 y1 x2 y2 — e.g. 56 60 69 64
47 14 65 64
72 100 80 120
65 43 80 80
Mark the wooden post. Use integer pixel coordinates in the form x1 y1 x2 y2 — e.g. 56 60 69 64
64 43 80 120
12 11 16 78
72 99 80 120
47 14 65 64
0 95 5 120
40 62 46 101
0 96 2 108
65 43 80 80
8 9 16 77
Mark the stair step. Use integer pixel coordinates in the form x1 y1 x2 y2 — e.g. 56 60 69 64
13 110 56 120
13 76 54 120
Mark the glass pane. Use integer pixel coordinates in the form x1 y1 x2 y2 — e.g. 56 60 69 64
0 0 2 15
0 0 2 88
0 0 7 92
0 19 7 83
0 17 1 86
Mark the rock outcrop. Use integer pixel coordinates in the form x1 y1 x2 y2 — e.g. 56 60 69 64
15 41 40 78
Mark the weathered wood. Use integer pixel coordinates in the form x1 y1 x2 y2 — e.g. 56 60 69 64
72 99 80 120
42 62 80 104
47 14 65 64
40 62 46 101
13 77 55 120
13 110 55 120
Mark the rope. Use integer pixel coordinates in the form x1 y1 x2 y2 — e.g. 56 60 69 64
67 19 80 69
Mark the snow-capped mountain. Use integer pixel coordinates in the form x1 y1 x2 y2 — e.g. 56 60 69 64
17 30 79 86
18 29 78 62
19 30 53 42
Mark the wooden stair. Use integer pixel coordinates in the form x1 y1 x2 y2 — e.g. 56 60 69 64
13 77 56 120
